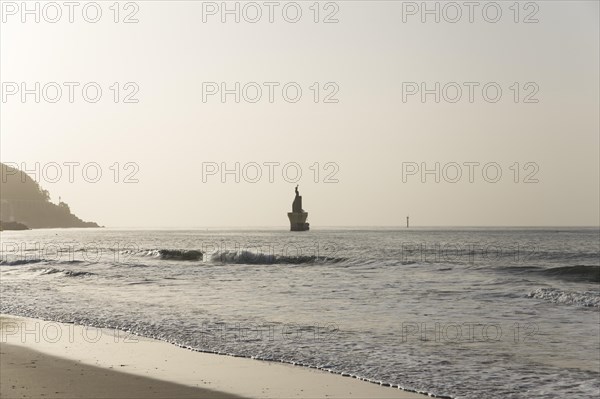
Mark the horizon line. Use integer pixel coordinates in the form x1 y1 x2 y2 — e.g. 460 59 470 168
52 225 600 230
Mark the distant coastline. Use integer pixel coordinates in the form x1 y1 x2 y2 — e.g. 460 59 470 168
0 221 29 231
0 163 101 230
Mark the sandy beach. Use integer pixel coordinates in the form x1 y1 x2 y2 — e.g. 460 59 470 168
1 343 240 399
1 315 428 399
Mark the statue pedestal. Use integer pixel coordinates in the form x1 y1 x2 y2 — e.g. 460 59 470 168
288 212 309 231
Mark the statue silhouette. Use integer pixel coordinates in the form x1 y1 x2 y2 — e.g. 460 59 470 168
288 185 309 231
292 185 303 213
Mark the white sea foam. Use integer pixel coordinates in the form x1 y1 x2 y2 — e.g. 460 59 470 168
527 287 600 307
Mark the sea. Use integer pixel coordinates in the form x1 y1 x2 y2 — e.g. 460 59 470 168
1 227 599 398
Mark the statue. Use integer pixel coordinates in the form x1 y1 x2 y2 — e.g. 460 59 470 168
287 185 309 231
292 185 303 213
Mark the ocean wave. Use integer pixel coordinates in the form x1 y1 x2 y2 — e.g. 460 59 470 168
540 265 600 283
0 259 45 266
1 259 87 266
37 267 95 278
527 288 600 308
497 265 600 283
209 250 344 265
158 249 203 261
133 249 204 261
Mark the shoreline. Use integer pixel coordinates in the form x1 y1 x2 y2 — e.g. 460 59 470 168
1 314 430 399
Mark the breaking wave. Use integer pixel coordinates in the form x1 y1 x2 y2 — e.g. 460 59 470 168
527 288 600 308
209 250 345 265
134 249 204 261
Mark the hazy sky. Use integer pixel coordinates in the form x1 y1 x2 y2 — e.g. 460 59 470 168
1 0 598 227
